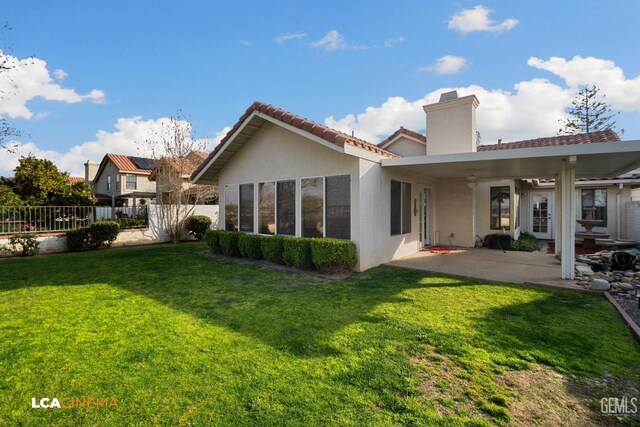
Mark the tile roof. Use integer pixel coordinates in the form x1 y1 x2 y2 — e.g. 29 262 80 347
151 151 209 179
478 129 620 151
192 102 397 180
66 176 85 184
378 127 427 147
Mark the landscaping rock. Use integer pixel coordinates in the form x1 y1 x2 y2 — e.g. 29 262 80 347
590 278 610 291
618 282 634 291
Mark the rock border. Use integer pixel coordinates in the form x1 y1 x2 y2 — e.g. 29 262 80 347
604 292 640 343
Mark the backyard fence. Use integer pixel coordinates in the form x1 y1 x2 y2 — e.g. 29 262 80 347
0 205 149 235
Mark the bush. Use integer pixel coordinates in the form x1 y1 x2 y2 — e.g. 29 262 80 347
205 229 223 254
66 228 89 252
311 238 357 272
261 235 284 264
282 237 314 269
2 233 40 257
219 231 241 257
186 215 212 240
511 232 539 252
238 234 263 259
87 221 120 250
117 217 146 229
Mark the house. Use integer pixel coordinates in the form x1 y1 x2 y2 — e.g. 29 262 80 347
150 151 218 204
87 154 157 207
191 92 640 278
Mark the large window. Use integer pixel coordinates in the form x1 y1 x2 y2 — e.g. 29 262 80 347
239 184 254 232
490 186 510 230
224 184 239 231
126 174 137 190
258 182 276 234
390 180 411 235
326 175 351 240
581 188 607 226
277 180 296 235
302 177 323 238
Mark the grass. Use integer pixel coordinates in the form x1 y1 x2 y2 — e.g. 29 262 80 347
0 243 639 426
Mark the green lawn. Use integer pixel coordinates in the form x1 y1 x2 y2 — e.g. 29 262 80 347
0 243 639 426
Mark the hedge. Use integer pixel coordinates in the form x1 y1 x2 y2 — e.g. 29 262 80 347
205 229 223 254
282 237 314 269
238 234 263 259
66 228 89 252
186 215 212 240
219 231 241 257
65 221 120 252
261 235 284 264
310 238 358 273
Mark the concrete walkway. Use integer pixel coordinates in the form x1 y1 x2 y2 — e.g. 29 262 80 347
386 248 563 284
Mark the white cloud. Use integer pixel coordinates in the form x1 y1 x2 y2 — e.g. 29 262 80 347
325 56 640 145
311 30 348 51
275 32 307 44
0 52 107 119
384 36 405 48
53 69 68 80
238 39 251 46
424 55 467 75
0 117 230 177
448 5 518 34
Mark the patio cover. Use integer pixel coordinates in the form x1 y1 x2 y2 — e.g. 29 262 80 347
381 140 640 279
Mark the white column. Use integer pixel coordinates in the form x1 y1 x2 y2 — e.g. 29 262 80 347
554 172 562 254
560 157 576 279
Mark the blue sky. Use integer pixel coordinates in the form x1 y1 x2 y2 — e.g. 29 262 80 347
1 0 639 176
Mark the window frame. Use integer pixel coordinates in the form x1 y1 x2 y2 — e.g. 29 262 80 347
224 184 239 231
239 183 255 233
325 174 351 240
300 176 325 238
390 180 412 236
107 175 111 192
258 181 276 235
490 186 511 230
276 180 296 236
581 188 608 226
125 174 137 190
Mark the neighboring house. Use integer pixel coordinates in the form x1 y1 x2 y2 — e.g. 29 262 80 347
150 151 218 204
66 176 86 185
88 154 157 207
192 92 640 278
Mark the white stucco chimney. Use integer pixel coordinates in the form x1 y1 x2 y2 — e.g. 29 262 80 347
84 160 99 184
423 91 479 155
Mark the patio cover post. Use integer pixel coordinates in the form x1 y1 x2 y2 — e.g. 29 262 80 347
560 157 576 279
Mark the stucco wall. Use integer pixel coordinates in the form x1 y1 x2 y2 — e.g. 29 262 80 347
435 179 475 247
384 137 426 157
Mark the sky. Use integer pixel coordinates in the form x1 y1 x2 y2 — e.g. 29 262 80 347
1 0 639 177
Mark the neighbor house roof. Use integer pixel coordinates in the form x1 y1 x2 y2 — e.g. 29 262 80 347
93 153 156 185
378 127 427 148
150 151 208 180
478 129 620 152
66 176 85 185
191 102 397 181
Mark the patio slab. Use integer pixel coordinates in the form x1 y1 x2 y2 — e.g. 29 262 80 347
387 247 563 284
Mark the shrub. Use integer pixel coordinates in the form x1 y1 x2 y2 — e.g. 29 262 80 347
238 234 263 259
511 232 539 252
311 238 357 272
261 235 284 264
2 233 40 257
219 231 241 257
186 215 212 240
66 228 89 252
205 229 223 254
282 237 314 269
117 217 146 229
87 221 120 250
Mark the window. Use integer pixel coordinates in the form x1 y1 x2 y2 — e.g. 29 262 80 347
581 188 607 225
390 180 412 235
224 184 239 231
490 186 510 230
126 174 136 190
107 176 111 192
301 177 323 237
258 182 275 234
326 175 351 239
116 174 121 190
277 180 296 235
239 184 254 232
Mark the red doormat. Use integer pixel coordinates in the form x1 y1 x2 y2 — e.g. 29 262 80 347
422 246 457 254
546 241 601 255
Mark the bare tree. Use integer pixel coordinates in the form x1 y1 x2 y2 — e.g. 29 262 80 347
142 111 217 242
0 23 29 152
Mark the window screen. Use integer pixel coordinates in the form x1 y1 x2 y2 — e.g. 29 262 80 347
390 180 402 235
258 182 275 234
301 177 323 237
326 175 350 239
224 184 239 231
239 183 254 232
277 180 296 235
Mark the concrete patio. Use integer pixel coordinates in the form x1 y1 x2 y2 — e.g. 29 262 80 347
386 247 563 284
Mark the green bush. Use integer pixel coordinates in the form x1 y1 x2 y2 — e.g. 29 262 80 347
219 231 241 257
185 215 212 240
282 237 314 269
511 232 539 252
238 234 263 259
87 221 120 250
261 235 284 264
2 233 40 257
311 238 357 272
205 229 223 254
66 228 90 252
117 217 146 229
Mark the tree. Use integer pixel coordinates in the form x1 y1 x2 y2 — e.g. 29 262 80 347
0 23 26 152
142 111 217 243
13 156 93 205
558 85 621 135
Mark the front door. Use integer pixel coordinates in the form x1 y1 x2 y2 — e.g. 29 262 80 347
530 192 553 239
420 187 432 246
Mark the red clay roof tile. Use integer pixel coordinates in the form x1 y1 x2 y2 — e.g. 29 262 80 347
478 129 620 151
378 127 427 147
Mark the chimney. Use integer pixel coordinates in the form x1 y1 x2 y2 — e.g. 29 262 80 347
84 160 99 185
423 90 479 155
